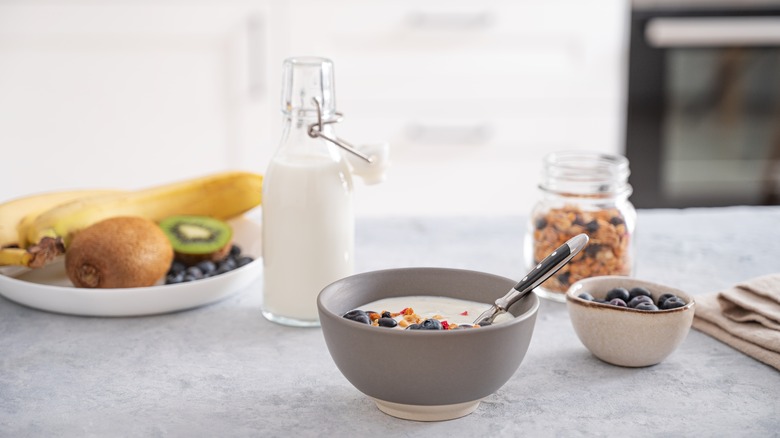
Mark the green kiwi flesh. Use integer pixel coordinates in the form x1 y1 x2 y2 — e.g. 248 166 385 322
159 215 233 264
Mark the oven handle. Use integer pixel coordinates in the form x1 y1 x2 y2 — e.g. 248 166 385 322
645 17 780 47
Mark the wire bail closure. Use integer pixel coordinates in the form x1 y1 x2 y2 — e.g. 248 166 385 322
308 97 373 164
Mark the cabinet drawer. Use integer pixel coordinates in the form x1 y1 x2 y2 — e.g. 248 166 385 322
335 98 620 164
285 0 626 102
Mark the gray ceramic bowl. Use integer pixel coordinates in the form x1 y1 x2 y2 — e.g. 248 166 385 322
567 276 695 367
317 267 539 421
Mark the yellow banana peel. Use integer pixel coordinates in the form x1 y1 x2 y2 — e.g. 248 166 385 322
2 171 262 268
0 189 119 249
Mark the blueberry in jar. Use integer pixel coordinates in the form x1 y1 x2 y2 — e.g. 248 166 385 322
557 271 571 286
406 323 423 330
381 311 392 319
584 244 602 258
609 216 625 226
606 287 630 302
343 309 371 324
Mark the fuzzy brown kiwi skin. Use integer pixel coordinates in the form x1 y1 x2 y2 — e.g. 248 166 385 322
65 216 174 288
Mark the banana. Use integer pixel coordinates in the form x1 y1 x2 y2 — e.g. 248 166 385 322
0 189 120 249
0 248 31 266
0 240 63 268
1 171 263 268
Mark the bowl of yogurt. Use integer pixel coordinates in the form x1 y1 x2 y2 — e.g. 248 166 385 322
317 267 540 422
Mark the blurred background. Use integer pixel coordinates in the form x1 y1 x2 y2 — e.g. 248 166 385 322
0 0 778 216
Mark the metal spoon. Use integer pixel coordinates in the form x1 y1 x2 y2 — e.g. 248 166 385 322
473 233 589 326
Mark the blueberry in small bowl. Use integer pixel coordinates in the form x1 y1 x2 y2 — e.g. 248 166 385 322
566 276 695 367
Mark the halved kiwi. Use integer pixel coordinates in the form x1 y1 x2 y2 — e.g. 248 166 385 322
158 215 233 265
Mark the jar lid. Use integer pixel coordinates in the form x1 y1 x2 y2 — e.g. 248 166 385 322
539 151 632 197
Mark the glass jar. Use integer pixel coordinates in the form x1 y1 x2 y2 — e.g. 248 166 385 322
524 151 637 302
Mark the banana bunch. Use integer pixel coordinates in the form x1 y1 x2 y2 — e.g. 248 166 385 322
0 171 263 268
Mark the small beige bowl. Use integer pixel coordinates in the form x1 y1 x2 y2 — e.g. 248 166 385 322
566 276 695 367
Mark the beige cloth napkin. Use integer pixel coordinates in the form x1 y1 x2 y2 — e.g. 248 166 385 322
693 273 780 371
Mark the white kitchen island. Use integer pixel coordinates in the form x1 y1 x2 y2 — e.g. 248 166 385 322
1 206 779 436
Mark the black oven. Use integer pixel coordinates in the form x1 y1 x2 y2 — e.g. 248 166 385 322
625 1 780 208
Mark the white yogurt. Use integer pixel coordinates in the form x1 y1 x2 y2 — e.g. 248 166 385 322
359 295 513 328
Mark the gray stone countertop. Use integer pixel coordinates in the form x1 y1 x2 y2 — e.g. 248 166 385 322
2 206 780 436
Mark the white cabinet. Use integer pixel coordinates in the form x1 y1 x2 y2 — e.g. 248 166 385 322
0 0 628 217
0 1 275 198
283 0 629 216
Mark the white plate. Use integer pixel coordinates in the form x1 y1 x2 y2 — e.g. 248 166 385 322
0 217 262 317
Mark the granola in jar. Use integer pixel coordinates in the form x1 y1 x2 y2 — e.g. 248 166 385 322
525 151 636 302
532 204 633 295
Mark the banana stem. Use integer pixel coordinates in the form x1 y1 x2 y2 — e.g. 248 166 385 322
0 237 64 268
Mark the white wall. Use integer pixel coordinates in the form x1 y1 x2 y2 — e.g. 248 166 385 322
0 0 630 217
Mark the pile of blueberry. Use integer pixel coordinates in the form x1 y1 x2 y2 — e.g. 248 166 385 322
342 309 476 330
343 310 399 328
165 245 254 284
578 286 686 311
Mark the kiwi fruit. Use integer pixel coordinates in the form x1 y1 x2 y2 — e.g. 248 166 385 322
65 216 174 288
158 215 233 265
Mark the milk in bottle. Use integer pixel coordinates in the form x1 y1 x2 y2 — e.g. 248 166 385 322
261 57 354 327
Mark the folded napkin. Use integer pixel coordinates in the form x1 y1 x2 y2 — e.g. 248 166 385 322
693 273 780 371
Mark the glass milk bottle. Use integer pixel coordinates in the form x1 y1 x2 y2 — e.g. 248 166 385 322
261 57 354 327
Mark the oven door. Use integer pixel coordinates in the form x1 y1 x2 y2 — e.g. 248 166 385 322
626 7 780 208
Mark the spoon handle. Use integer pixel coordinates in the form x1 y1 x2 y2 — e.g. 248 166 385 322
506 233 589 302
474 233 588 325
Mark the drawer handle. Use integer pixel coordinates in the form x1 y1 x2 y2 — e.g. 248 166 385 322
405 11 493 30
406 123 492 145
646 17 780 47
247 13 266 100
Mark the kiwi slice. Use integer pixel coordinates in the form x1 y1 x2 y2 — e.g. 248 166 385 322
159 215 233 265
